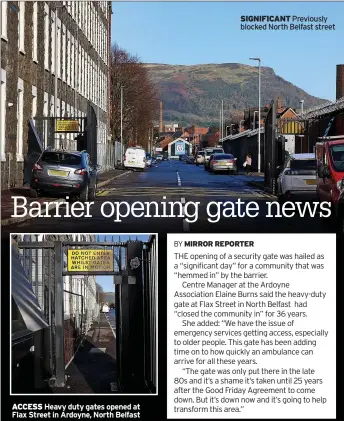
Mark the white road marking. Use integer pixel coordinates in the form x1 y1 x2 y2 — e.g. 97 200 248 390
177 171 182 186
105 314 116 338
181 197 190 232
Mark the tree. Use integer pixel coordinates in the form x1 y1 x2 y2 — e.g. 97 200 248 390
96 283 105 304
110 44 159 150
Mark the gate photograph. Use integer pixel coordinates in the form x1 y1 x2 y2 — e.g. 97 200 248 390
10 233 158 395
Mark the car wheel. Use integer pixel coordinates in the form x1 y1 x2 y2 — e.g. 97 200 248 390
79 184 89 202
88 185 96 200
278 193 285 204
30 188 38 198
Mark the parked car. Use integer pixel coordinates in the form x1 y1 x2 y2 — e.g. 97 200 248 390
204 147 225 170
277 153 317 203
102 304 110 313
163 152 169 160
316 138 344 227
209 153 237 173
186 155 195 164
156 154 163 161
30 148 100 201
151 156 157 165
179 154 187 162
196 151 205 166
123 147 146 171
146 153 152 167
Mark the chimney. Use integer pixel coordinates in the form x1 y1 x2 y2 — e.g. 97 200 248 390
159 102 163 133
277 96 282 111
336 65 344 100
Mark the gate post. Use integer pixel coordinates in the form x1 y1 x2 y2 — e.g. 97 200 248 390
116 241 144 392
54 241 65 386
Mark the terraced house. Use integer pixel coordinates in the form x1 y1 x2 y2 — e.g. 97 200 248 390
0 1 112 190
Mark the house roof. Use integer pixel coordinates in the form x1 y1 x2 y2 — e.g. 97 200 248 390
302 97 344 119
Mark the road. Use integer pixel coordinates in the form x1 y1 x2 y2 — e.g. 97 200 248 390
3 160 334 235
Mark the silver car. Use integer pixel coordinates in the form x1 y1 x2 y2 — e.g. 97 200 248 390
209 153 238 173
30 148 99 201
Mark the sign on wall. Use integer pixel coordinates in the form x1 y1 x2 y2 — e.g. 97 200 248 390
67 249 114 272
55 120 80 133
175 141 185 155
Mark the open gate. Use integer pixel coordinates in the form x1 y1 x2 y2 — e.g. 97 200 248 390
13 236 157 393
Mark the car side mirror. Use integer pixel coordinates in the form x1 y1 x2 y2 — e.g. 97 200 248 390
234 158 237 161
322 166 330 178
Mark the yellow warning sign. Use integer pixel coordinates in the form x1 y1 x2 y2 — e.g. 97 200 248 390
67 249 114 272
55 120 79 132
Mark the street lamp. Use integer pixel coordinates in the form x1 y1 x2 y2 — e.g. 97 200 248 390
120 86 124 166
300 100 304 116
249 57 261 173
253 111 258 129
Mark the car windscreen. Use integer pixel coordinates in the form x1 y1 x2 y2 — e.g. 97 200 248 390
330 144 344 172
213 154 234 160
290 159 316 175
207 149 223 156
197 152 204 156
40 152 82 166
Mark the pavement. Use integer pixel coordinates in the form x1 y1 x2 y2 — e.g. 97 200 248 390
1 168 130 225
2 160 336 235
51 312 118 394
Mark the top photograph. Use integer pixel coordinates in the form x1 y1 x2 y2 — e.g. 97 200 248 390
1 1 344 235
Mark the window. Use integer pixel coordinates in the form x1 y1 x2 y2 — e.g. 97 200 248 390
44 4 49 70
32 2 38 61
1 2 7 40
78 43 81 94
17 79 24 161
41 152 82 165
51 11 55 73
330 145 344 172
0 69 6 161
32 86 37 119
67 31 70 85
18 2 25 53
57 19 61 78
62 25 66 82
71 35 74 89
290 159 317 175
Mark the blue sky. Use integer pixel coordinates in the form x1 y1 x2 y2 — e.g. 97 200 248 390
111 2 344 100
96 234 150 291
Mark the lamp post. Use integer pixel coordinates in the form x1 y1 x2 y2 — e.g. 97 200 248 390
239 120 244 132
120 86 123 166
249 57 261 172
253 111 258 129
300 100 304 116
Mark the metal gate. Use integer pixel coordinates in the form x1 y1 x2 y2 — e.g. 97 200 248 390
15 236 157 393
115 237 157 393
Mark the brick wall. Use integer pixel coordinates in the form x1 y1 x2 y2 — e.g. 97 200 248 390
1 1 110 190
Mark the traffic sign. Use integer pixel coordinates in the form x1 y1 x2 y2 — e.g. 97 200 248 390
67 249 114 272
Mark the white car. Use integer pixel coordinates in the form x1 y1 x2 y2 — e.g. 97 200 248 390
146 153 152 167
156 154 163 161
277 153 317 202
196 151 205 166
123 147 146 171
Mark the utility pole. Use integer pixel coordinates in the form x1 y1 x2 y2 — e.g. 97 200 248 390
221 100 224 140
249 57 261 172
120 86 123 166
54 7 58 147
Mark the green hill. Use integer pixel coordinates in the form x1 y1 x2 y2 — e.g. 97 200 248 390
145 63 327 125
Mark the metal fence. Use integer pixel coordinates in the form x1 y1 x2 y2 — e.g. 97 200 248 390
14 235 157 393
142 235 157 392
16 235 100 386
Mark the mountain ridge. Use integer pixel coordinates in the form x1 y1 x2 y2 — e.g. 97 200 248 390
144 63 327 126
